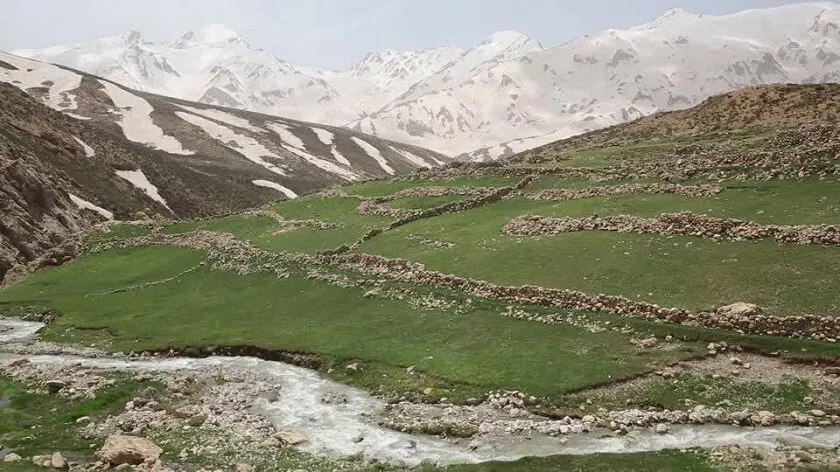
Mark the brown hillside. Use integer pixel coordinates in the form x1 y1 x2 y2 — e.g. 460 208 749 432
513 83 840 164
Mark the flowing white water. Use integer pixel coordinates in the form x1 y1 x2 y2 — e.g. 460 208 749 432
2 319 840 467
0 319 44 342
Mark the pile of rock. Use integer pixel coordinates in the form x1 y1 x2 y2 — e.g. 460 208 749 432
503 212 840 247
242 208 344 231
324 252 840 340
381 391 840 444
389 186 492 199
275 219 344 232
29 452 68 469
356 199 421 219
72 367 294 469
480 406 840 439
4 359 111 400
502 306 616 334
526 183 723 202
81 391 182 438
405 234 455 248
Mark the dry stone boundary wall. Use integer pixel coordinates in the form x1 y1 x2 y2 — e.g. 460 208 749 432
324 252 840 342
503 212 840 247
329 176 536 255
525 183 723 202
93 230 840 342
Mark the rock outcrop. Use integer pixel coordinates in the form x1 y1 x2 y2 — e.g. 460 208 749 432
96 434 163 466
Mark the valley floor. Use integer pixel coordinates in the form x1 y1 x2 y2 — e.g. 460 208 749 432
2 127 840 471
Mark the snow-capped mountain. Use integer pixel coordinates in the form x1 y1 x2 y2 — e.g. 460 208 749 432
11 3 840 159
0 51 447 213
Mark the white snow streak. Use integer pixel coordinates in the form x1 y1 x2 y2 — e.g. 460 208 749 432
68 193 114 220
389 146 432 169
266 123 358 181
312 128 353 168
328 147 353 167
423 154 447 166
174 103 266 133
72 136 95 157
98 80 194 155
252 180 298 199
63 112 91 121
312 127 334 146
175 111 289 176
311 127 353 167
351 137 395 175
267 122 306 148
115 169 173 213
0 53 82 111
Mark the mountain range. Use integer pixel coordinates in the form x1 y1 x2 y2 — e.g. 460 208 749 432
0 51 447 279
10 2 840 160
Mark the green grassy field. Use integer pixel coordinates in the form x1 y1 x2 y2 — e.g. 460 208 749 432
521 180 840 225
164 196 392 253
0 246 701 400
357 198 840 316
5 138 840 470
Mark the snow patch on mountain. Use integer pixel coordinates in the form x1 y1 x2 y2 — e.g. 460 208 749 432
311 127 353 166
351 137 395 175
389 146 432 169
265 122 359 181
98 80 194 155
174 102 265 132
0 53 82 111
312 127 334 146
72 136 96 157
252 179 298 198
13 3 840 158
115 169 173 213
175 111 290 176
63 112 91 120
267 122 307 149
68 193 114 220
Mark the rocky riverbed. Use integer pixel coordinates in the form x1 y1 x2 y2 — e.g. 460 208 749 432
3 318 840 470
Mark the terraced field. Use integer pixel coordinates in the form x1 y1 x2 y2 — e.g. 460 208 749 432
2 91 840 471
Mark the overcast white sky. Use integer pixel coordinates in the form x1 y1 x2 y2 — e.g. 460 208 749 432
0 0 832 69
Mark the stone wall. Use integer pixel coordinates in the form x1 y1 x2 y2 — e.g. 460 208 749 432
503 212 840 246
92 230 840 341
525 183 722 202
322 252 840 341
336 176 535 254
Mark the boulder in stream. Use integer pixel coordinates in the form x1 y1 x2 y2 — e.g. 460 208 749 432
276 429 307 445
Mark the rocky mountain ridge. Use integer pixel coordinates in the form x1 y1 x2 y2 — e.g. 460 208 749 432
11 2 840 158
0 52 447 282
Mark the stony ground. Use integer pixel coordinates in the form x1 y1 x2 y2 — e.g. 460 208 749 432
3 103 840 470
